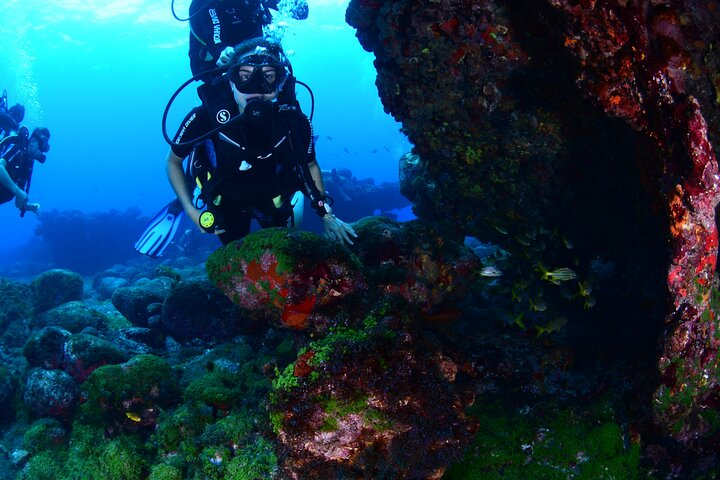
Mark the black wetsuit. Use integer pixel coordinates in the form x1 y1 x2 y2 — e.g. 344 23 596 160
172 103 315 244
0 137 32 204
0 113 18 139
188 0 308 78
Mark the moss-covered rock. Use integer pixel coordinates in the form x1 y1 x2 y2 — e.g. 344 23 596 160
32 301 107 333
270 315 476 479
79 354 181 434
23 418 68 454
207 227 367 331
32 270 84 315
351 217 480 314
444 398 642 479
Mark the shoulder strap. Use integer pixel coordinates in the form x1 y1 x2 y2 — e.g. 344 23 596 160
190 25 208 47
0 134 21 157
277 110 324 206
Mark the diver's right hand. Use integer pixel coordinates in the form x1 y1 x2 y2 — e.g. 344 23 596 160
25 203 40 215
216 47 235 68
322 214 357 246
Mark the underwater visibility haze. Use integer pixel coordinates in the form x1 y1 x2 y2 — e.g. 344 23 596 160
2 0 720 478
0 0 410 254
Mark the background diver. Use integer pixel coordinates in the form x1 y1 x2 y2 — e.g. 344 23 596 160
0 90 25 139
178 0 309 79
0 127 51 216
135 37 356 257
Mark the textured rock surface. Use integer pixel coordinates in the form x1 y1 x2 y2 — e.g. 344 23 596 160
347 0 720 444
31 269 84 315
270 316 476 479
207 228 367 332
160 279 242 342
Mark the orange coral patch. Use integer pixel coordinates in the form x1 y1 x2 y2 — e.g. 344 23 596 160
281 295 317 330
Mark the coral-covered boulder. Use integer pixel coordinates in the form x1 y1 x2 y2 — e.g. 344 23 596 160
270 316 476 479
111 277 175 327
78 354 181 434
22 418 68 454
23 368 79 418
93 276 130 301
160 279 241 342
23 326 72 370
352 217 480 314
207 228 367 332
32 301 107 333
63 333 130 383
32 269 84 315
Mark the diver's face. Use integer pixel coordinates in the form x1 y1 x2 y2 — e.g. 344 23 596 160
28 138 43 159
230 65 279 111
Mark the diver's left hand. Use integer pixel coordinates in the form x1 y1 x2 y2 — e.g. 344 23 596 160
322 214 357 246
216 47 235 68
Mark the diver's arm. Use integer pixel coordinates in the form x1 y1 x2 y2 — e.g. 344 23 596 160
166 150 202 227
0 157 27 209
0 158 22 196
307 160 326 198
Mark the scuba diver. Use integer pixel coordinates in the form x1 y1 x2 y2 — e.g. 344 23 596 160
180 0 309 79
0 90 25 139
0 127 50 216
135 37 355 257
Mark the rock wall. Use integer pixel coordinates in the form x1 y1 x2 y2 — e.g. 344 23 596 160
347 0 720 442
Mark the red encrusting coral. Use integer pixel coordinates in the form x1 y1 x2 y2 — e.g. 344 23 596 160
548 0 720 441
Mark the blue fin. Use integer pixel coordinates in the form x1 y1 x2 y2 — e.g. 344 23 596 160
134 199 185 258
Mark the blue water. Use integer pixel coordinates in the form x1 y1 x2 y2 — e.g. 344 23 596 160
0 0 411 250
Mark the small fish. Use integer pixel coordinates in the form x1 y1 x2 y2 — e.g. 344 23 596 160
563 237 573 249
584 295 596 309
536 264 577 285
535 316 568 337
577 280 593 297
479 266 503 277
529 297 547 312
493 224 509 235
126 412 141 422
325 135 333 140
513 312 526 329
371 149 378 154
517 236 531 246
384 146 390 152
511 283 523 303
312 134 319 143
343 147 350 154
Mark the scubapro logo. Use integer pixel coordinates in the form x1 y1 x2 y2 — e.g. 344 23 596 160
216 109 230 124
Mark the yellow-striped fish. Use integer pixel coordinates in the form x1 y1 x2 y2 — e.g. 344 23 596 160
535 316 568 337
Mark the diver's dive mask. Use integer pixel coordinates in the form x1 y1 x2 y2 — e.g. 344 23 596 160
32 133 50 163
228 53 287 95
37 136 50 153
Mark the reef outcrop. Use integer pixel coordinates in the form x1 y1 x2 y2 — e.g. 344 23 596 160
347 0 720 461
207 221 481 477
